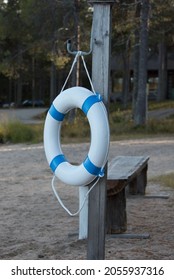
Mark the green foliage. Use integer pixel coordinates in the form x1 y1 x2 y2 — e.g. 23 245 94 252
109 101 174 140
0 119 43 144
150 0 174 43
148 100 174 110
48 53 71 70
111 0 174 52
134 118 174 134
0 1 174 112
0 0 93 104
0 101 174 144
61 109 90 142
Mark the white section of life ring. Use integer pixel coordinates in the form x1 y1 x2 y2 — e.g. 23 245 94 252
44 86 110 186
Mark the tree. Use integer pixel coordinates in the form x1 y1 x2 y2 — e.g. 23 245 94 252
150 0 174 101
112 1 135 108
1 0 174 108
134 0 150 126
132 0 141 118
112 0 174 119
0 0 94 106
0 0 27 106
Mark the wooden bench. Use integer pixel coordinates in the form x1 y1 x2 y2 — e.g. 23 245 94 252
106 156 150 234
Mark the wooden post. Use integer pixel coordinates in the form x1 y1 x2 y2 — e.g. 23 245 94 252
87 0 114 260
79 186 88 239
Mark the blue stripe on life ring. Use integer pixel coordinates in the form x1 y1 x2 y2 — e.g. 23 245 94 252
83 156 103 176
82 94 102 115
50 154 67 172
49 104 65 121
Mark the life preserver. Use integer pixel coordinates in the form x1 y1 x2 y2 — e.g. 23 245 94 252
44 86 110 186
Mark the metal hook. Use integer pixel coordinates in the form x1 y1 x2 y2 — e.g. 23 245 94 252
67 38 92 56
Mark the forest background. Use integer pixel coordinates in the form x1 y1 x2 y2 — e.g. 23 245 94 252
0 0 174 127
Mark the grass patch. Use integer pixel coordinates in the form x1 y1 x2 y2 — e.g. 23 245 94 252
0 120 43 144
61 109 90 143
150 173 174 189
0 101 174 144
109 108 174 140
148 100 174 110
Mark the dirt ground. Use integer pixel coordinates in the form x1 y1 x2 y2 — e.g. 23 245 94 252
0 137 174 260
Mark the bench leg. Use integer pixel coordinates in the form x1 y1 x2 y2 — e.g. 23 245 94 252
137 164 148 194
106 189 127 234
129 164 148 195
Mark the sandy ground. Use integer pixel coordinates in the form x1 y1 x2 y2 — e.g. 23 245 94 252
0 137 174 260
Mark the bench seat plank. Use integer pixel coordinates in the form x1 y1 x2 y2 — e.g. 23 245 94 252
107 156 149 196
108 156 149 181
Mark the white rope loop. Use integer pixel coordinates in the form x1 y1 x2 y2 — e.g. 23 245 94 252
61 51 96 94
52 175 100 216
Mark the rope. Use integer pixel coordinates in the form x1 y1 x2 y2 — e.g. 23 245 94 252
81 55 95 94
51 175 100 216
60 51 96 94
60 51 80 92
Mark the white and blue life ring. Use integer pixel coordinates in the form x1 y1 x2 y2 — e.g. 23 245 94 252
44 86 110 186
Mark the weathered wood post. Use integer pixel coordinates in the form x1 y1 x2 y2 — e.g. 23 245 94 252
87 0 114 260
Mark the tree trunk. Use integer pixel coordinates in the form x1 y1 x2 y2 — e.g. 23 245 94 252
50 60 56 104
32 57 35 107
16 76 22 107
132 29 139 118
8 78 12 105
157 40 167 101
122 42 130 109
16 47 23 107
134 0 149 126
132 0 141 118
